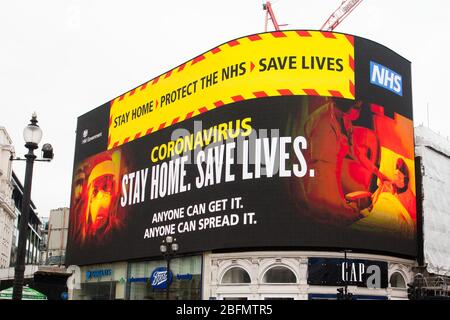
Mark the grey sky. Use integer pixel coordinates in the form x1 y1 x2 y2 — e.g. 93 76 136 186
1 0 448 218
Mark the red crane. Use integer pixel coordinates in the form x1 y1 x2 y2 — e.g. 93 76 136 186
321 0 364 31
262 0 364 32
263 1 287 32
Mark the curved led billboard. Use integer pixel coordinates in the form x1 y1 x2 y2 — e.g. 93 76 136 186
66 30 415 266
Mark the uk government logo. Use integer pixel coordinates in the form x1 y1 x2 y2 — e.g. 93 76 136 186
370 61 402 96
81 128 103 144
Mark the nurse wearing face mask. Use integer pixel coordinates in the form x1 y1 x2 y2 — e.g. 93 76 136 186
83 156 119 241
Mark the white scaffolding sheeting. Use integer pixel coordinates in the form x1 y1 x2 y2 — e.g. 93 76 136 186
415 126 450 276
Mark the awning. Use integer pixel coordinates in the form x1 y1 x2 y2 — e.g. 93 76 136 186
0 286 47 300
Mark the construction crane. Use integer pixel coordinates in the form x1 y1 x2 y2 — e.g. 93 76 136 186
321 0 364 31
263 1 287 32
263 0 363 32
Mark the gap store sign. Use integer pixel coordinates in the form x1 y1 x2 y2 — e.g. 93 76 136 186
308 258 388 288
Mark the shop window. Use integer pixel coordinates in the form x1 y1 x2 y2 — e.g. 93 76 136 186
80 282 116 300
221 267 251 284
127 255 202 300
389 272 406 288
262 266 297 283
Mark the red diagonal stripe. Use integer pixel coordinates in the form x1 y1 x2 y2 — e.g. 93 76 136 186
248 34 262 41
118 94 125 101
112 141 119 148
178 63 186 72
108 135 111 147
158 122 166 131
140 82 148 91
164 70 172 78
192 55 205 65
185 111 194 120
214 100 225 107
304 89 320 96
123 137 130 144
211 47 221 54
278 89 294 96
321 31 336 39
198 106 208 113
231 95 244 102
253 91 268 98
146 127 153 135
349 80 355 97
152 76 160 85
296 30 312 37
228 40 240 47
345 35 354 47
109 116 112 126
129 89 136 96
349 55 354 71
134 132 141 140
329 90 344 98
171 117 180 125
110 99 115 108
272 31 286 38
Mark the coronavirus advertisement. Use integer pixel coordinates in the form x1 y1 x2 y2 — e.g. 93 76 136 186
66 31 415 266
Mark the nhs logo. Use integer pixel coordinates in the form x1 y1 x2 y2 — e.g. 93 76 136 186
370 61 402 96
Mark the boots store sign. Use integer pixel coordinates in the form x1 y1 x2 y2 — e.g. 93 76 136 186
150 267 173 289
307 258 388 288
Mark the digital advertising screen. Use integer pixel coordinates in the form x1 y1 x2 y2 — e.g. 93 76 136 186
66 30 415 266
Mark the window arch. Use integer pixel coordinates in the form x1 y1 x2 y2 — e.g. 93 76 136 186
221 267 251 284
262 266 297 283
390 272 406 288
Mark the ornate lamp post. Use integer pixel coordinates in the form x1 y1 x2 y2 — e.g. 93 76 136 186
11 113 53 300
159 236 178 300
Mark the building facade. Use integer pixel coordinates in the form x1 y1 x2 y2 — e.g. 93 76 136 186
0 127 15 268
204 250 413 300
412 126 450 298
44 207 69 266
10 171 42 267
66 30 421 300
39 216 49 265
0 126 66 299
70 255 202 300
68 250 413 300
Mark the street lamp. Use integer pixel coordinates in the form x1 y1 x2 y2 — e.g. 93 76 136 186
159 235 178 300
11 113 53 300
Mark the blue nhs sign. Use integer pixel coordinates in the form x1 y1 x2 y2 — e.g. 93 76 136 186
370 61 402 96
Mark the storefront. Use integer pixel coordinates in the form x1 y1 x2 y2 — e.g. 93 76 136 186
72 256 202 300
203 251 414 300
73 262 127 300
127 255 202 300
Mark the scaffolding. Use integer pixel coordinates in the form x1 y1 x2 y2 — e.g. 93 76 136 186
412 273 450 299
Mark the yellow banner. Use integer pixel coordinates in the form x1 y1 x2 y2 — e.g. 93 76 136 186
108 30 355 149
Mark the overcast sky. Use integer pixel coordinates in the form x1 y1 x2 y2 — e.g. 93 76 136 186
1 0 449 219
